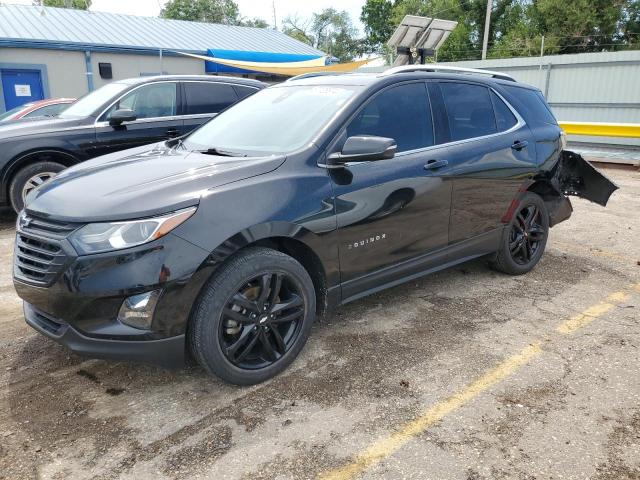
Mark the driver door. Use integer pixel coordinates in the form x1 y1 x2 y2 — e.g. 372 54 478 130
329 81 452 301
91 81 184 157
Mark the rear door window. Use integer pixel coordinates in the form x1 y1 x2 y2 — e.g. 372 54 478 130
490 91 518 132
184 82 239 115
440 82 497 141
346 82 434 152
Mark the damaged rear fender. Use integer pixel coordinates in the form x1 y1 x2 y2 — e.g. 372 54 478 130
551 150 618 207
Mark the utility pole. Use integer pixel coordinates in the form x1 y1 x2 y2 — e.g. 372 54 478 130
481 0 492 60
272 0 277 30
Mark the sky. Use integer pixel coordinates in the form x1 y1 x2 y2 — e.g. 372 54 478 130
6 0 366 32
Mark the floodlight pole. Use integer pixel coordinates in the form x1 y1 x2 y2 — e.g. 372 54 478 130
481 0 492 60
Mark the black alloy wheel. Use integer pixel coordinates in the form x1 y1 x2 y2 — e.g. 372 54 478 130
490 192 549 275
220 272 305 369
509 204 546 265
189 247 316 385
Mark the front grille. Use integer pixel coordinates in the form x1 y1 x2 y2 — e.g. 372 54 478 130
14 214 80 286
20 215 79 238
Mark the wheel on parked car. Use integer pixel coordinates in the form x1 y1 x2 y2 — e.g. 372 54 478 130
188 247 316 385
9 161 66 212
491 192 549 275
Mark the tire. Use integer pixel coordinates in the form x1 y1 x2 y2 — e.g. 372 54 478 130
9 161 66 212
490 192 549 275
188 247 316 385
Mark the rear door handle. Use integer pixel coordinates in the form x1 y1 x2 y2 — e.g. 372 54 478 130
166 128 181 137
424 159 449 170
511 140 529 151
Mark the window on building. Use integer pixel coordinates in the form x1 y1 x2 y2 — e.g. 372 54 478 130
346 82 434 152
184 82 239 115
98 63 113 79
440 82 497 141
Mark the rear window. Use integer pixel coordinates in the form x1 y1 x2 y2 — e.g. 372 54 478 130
502 85 557 127
440 82 497 141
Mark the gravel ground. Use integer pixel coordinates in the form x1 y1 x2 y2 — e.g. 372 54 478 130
0 166 638 480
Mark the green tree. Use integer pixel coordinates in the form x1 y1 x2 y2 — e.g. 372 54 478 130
242 17 269 28
34 0 91 8
361 0 397 51
283 8 364 62
361 0 640 62
160 0 241 25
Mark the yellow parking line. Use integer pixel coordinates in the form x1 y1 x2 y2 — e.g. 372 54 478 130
318 285 636 480
555 291 629 335
551 240 636 264
319 343 541 480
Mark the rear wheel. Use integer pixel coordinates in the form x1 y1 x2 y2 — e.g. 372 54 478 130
9 161 66 212
188 247 316 385
490 192 549 275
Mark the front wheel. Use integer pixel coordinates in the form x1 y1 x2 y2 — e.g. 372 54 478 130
490 192 549 275
188 247 316 385
9 161 66 212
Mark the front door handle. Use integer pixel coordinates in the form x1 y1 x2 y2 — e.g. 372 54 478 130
511 140 529 151
166 128 181 137
424 159 449 170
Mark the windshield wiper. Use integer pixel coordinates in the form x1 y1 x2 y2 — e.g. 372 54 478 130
200 147 247 157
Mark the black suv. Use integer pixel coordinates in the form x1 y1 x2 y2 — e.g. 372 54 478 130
0 75 264 211
13 66 616 385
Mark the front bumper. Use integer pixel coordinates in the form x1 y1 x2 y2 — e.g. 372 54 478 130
14 230 215 368
24 303 186 368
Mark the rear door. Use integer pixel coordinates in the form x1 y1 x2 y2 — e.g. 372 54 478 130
435 80 537 245
91 81 182 156
181 81 256 134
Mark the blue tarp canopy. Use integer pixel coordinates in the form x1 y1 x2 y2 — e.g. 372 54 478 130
205 49 325 75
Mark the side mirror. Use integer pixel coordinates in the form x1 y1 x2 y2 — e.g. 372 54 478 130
327 136 396 167
109 109 137 126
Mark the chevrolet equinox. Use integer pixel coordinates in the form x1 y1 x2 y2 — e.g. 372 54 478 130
13 66 617 385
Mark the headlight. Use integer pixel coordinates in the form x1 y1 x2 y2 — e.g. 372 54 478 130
69 207 196 254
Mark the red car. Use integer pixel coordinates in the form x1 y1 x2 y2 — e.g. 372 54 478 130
0 98 76 123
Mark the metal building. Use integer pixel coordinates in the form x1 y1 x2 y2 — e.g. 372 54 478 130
0 4 324 113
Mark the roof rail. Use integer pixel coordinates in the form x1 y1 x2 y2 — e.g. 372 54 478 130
286 72 347 82
379 64 516 82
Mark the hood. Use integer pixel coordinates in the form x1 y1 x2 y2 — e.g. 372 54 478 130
0 116 88 140
25 144 286 222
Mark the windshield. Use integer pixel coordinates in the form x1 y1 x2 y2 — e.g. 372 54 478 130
58 83 129 118
0 104 30 122
184 85 358 154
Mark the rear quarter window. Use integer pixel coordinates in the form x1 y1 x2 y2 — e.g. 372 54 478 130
233 85 260 100
502 85 557 127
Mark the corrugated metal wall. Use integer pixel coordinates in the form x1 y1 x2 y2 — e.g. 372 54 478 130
441 50 640 147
